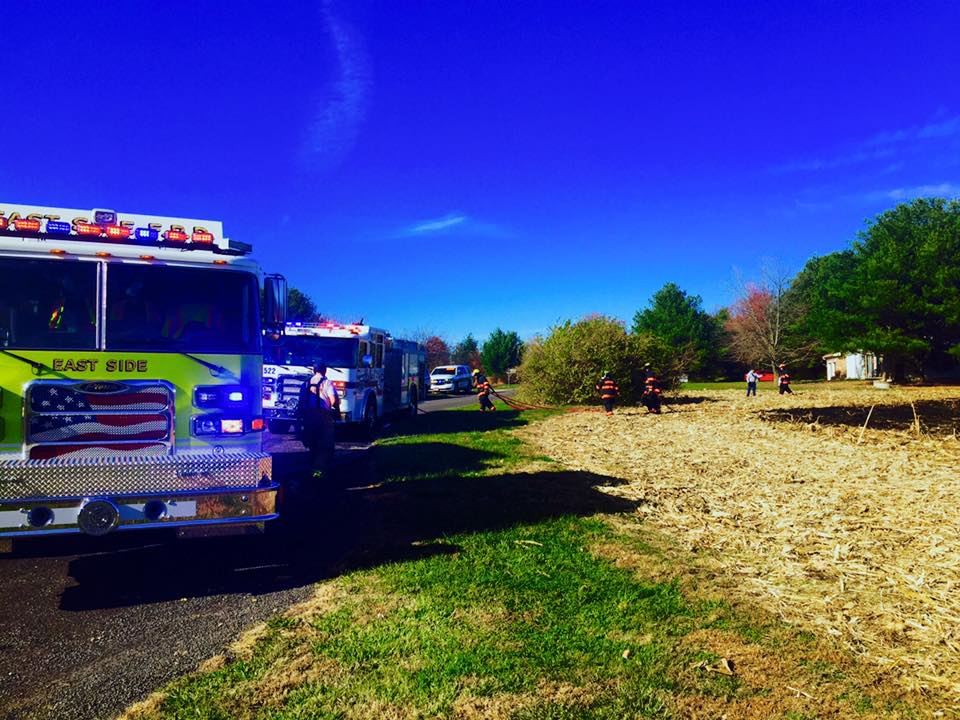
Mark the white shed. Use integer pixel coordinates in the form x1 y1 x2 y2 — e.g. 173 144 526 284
824 352 880 381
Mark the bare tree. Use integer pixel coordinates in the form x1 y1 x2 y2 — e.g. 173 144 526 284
726 264 817 374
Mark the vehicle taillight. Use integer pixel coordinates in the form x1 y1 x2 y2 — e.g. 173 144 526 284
251 418 264 431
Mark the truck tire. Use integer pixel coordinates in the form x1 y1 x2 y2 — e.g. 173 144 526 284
362 397 378 439
409 385 419 416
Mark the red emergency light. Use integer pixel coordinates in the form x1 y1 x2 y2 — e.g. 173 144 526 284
0 217 7 230
12 218 42 232
191 231 214 244
76 222 103 236
104 225 132 240
163 229 188 242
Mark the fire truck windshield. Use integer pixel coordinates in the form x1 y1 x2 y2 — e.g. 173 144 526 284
0 258 98 350
274 336 358 368
0 258 259 354
106 265 260 354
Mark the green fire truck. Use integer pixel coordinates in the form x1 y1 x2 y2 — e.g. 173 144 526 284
0 203 286 549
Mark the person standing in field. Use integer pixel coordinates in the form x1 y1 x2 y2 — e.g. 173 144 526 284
777 363 793 395
596 372 619 416
473 368 496 412
745 368 761 397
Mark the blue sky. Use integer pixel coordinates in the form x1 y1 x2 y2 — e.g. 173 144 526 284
3 1 960 343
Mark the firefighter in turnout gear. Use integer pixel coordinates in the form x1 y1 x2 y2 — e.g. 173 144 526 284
297 360 339 472
640 365 663 414
777 363 793 395
596 372 619 416
473 368 496 412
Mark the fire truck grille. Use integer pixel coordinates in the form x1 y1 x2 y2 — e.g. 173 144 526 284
25 380 175 461
277 375 308 412
0 452 272 500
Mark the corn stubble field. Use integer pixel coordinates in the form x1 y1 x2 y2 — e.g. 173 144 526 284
525 383 960 702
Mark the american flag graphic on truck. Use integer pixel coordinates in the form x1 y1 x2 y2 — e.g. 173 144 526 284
26 381 174 461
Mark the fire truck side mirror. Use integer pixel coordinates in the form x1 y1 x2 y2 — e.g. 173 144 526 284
263 274 287 335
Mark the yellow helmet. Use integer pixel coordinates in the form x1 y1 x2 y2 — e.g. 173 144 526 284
472 368 481 375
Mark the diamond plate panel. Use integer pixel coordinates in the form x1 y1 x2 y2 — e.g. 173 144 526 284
0 452 272 500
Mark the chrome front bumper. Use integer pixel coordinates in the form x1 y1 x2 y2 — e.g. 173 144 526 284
0 452 276 538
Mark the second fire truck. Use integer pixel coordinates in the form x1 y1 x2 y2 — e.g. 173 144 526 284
262 322 426 435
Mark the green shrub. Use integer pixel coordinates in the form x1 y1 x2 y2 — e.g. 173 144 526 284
517 315 677 405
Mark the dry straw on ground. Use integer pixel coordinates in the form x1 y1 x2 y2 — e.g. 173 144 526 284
524 384 960 703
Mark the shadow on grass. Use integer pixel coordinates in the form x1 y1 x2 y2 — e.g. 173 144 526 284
386 408 542 437
373 441 505 480
54 443 634 611
759 398 960 436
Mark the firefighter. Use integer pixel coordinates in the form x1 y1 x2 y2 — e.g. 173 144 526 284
297 360 339 472
596 372 619 416
640 366 663 414
777 363 793 395
473 368 496 411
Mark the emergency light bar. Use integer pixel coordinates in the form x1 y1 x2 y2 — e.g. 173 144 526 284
0 203 249 256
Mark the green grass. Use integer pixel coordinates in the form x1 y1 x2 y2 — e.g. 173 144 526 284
376 401 558 483
135 405 911 720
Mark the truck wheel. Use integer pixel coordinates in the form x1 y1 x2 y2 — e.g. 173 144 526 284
362 399 378 439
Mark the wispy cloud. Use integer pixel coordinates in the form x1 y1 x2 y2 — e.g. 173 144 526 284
302 1 372 171
774 114 960 175
407 213 468 234
865 116 960 146
884 182 960 200
774 147 895 174
400 213 513 238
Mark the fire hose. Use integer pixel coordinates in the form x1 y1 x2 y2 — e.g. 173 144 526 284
489 388 557 410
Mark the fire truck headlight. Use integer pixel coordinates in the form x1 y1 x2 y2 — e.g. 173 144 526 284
221 419 244 434
194 385 251 409
194 417 221 435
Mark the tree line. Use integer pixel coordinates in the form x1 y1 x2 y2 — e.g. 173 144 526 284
279 197 960 389
628 197 960 382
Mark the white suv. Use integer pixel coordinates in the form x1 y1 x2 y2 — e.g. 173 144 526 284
430 365 473 394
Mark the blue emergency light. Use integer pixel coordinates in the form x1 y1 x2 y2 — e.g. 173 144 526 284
45 221 72 235
134 227 159 243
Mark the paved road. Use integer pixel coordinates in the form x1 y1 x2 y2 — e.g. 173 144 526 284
0 392 495 720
